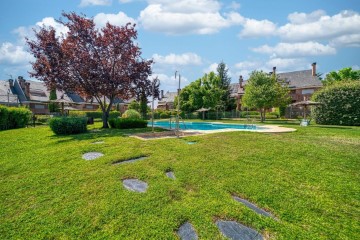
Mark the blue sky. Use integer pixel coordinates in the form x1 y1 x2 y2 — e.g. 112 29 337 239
0 0 359 92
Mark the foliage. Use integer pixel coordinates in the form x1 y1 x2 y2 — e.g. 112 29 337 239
312 81 360 126
128 100 140 112
322 67 360 86
122 109 141 119
217 61 235 110
27 12 155 128
139 93 148 119
48 89 59 112
0 105 32 130
108 118 147 129
242 71 290 122
35 115 51 125
49 117 87 135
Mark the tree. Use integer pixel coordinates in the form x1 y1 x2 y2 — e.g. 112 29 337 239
242 70 290 122
128 100 140 112
216 61 234 110
323 67 360 86
48 89 58 112
27 12 155 128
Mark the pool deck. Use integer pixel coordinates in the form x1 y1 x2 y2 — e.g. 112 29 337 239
132 124 296 140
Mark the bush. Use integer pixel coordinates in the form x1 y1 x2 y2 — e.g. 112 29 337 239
109 118 147 129
49 117 87 135
69 110 121 119
122 109 141 119
0 106 32 130
312 81 360 126
160 112 171 119
35 115 51 125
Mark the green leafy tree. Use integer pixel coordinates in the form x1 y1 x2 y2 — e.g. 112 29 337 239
139 92 148 119
128 100 140 112
216 61 235 110
323 67 360 86
48 89 59 112
242 70 290 122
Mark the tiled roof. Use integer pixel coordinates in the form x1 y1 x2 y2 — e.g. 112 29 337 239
0 80 18 103
160 91 177 103
277 70 322 88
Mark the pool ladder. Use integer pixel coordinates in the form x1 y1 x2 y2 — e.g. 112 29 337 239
169 116 186 130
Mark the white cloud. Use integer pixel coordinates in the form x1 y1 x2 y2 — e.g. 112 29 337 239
94 12 136 27
239 18 277 38
80 0 112 7
36 17 69 37
287 10 326 24
265 58 308 71
153 52 202 66
228 1 241 10
138 1 243 34
154 72 189 91
203 63 218 73
0 42 33 64
279 10 360 42
234 61 261 69
330 34 360 47
252 41 336 57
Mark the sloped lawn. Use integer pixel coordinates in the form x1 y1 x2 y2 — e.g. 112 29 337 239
0 122 359 239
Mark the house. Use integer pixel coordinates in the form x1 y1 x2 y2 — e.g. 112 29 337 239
230 63 323 117
157 90 178 110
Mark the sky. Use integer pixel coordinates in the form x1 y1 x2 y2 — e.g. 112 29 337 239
0 0 359 93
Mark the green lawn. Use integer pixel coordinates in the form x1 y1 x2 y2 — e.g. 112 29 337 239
0 122 359 239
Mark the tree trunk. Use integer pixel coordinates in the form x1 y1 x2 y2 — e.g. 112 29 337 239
260 108 265 122
102 110 109 128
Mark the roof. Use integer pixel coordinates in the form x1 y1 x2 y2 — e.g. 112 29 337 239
0 80 18 103
159 91 177 103
277 70 323 88
229 82 245 97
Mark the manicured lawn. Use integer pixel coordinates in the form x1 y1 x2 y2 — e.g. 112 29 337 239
0 122 359 239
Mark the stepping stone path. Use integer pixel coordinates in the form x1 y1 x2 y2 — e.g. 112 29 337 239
177 222 198 240
165 171 176 179
112 156 148 165
82 152 104 160
122 179 148 193
187 141 197 145
92 141 104 144
216 220 263 240
233 196 275 219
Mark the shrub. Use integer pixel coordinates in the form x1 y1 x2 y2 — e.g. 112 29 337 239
69 110 121 119
35 115 51 125
312 81 360 126
122 109 141 119
160 112 171 119
0 106 32 130
49 117 87 135
109 118 147 129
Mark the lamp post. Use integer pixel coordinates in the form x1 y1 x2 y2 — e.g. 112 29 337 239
151 77 159 133
175 71 181 137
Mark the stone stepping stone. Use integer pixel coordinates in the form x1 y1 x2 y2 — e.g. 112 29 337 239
177 222 198 240
82 152 104 160
216 220 263 240
187 141 197 145
92 141 104 144
165 171 176 179
122 179 148 193
233 196 275 218
112 156 148 165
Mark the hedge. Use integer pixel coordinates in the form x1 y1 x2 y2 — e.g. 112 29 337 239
122 109 141 119
109 118 147 129
68 110 120 119
0 105 32 130
49 117 87 135
312 81 360 126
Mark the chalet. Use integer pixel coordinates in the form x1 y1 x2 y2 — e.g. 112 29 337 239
157 90 178 110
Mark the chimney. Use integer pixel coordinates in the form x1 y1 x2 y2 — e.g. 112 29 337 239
312 62 317 76
8 79 14 88
273 66 276 76
161 90 164 99
239 75 243 88
25 82 30 98
18 76 25 89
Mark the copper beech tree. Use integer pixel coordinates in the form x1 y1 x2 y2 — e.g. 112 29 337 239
27 12 155 128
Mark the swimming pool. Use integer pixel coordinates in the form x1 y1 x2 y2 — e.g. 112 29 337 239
149 121 261 131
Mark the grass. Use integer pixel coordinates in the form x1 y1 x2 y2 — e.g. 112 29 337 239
0 121 359 239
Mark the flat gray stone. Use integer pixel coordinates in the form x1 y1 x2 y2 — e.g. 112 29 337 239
166 171 176 179
216 220 263 240
233 196 274 218
92 141 104 144
82 152 104 160
113 156 148 165
122 179 148 193
177 222 198 240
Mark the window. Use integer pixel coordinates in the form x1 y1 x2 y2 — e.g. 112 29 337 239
86 105 94 109
302 89 314 94
34 104 45 109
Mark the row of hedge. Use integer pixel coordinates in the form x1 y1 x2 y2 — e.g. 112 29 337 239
0 105 32 131
68 110 121 119
109 118 147 129
49 117 88 135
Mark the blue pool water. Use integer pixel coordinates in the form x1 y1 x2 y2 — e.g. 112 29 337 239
149 121 260 131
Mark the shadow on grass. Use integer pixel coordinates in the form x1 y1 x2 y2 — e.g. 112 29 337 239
49 127 168 144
